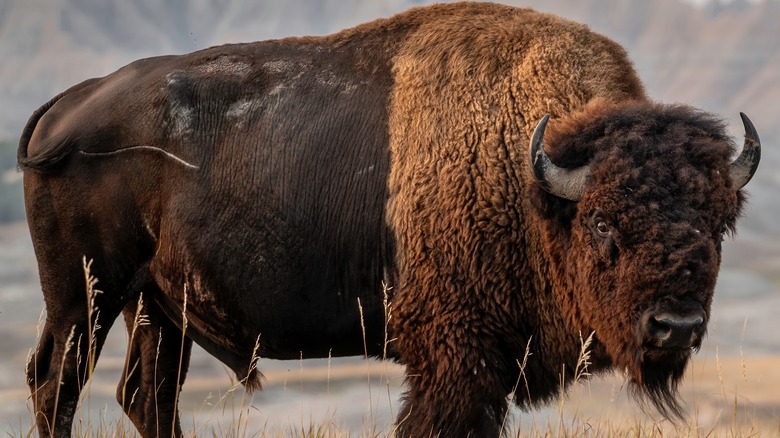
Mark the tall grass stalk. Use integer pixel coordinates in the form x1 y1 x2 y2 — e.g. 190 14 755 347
154 326 163 436
327 348 332 398
81 257 102 382
501 336 533 434
237 334 261 438
299 350 304 431
381 282 397 423
574 331 595 386
80 256 103 423
558 365 566 432
740 318 748 384
172 284 189 438
26 308 46 435
357 297 373 421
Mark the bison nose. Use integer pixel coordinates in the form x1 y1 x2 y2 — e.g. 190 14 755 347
646 311 705 349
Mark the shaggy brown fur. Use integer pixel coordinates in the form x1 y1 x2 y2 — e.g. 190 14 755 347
18 3 753 438
386 3 743 437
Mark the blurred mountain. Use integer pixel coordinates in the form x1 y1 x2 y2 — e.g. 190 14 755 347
0 0 777 237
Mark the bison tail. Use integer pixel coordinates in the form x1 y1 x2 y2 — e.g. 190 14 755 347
17 92 72 173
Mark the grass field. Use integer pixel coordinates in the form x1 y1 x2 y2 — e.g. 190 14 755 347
7 350 780 436
8 315 780 437
1 222 779 437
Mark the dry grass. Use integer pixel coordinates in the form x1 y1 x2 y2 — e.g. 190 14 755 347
18 348 780 437
20 355 779 437
15 261 780 438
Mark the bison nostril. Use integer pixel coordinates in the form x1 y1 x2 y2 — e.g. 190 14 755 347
648 317 673 342
647 311 704 349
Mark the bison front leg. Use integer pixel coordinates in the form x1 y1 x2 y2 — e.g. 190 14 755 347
117 292 192 438
394 324 514 438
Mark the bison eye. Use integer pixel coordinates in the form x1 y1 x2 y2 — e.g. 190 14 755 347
588 212 617 261
588 212 613 240
596 220 610 236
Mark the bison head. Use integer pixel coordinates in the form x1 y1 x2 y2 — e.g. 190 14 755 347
528 101 760 418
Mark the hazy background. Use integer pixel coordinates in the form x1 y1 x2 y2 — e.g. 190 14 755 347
0 0 778 435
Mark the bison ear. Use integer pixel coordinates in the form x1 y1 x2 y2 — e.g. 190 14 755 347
730 112 761 190
528 114 590 201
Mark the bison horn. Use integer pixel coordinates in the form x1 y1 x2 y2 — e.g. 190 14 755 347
529 114 590 201
730 112 761 190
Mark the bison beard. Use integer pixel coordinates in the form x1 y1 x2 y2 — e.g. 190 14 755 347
635 347 691 420
17 2 760 438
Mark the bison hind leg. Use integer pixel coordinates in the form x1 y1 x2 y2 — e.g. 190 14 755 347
26 260 130 438
116 291 192 438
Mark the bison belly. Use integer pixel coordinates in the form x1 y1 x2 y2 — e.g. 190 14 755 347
145 52 396 362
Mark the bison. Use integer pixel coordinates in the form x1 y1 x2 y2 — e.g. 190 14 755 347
18 2 760 437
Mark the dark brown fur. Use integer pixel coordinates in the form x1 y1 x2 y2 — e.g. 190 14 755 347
18 3 749 438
